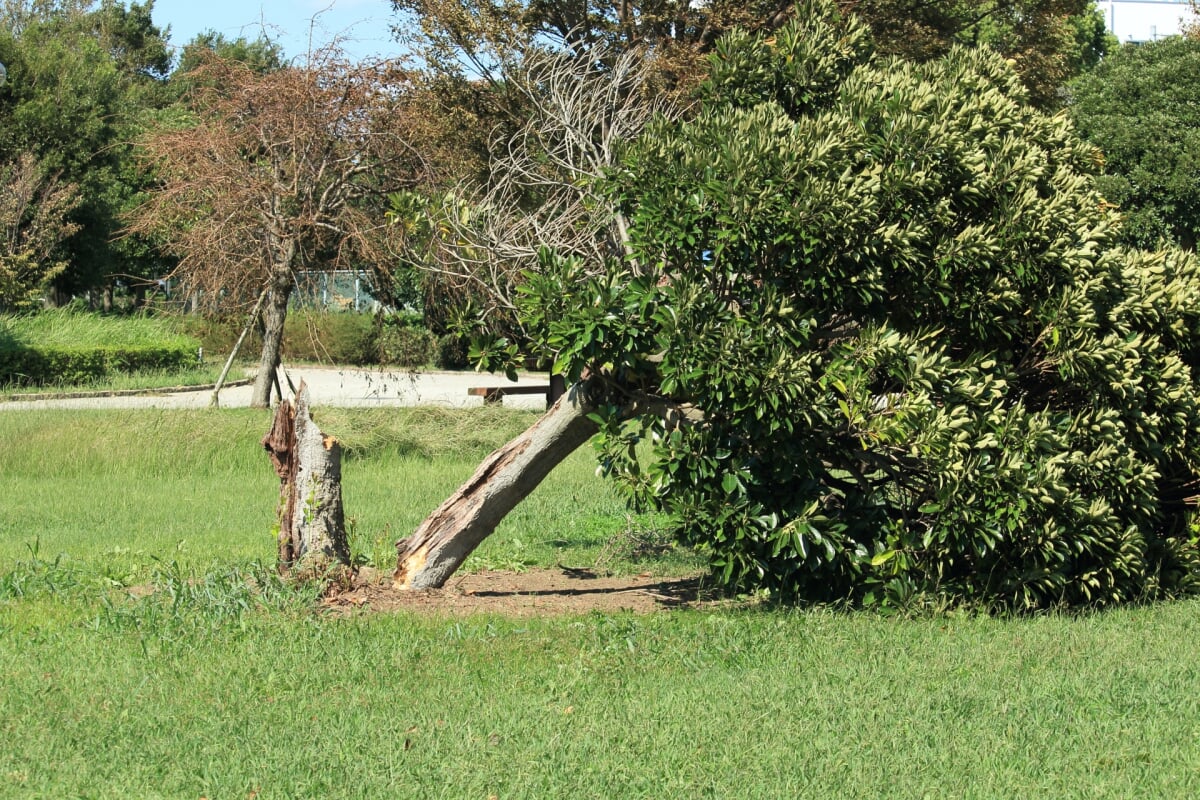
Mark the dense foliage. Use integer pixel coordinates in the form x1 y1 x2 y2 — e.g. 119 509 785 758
1070 37 1200 251
840 0 1112 107
0 0 173 299
517 2 1200 607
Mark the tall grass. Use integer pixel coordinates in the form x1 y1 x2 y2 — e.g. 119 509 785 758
0 308 197 349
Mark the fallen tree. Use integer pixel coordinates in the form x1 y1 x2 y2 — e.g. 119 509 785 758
395 382 600 588
396 1 1200 608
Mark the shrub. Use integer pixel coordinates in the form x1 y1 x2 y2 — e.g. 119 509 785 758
180 310 376 366
377 324 436 367
282 310 375 364
435 333 470 370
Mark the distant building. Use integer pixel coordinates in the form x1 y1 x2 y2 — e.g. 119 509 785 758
1097 1 1196 43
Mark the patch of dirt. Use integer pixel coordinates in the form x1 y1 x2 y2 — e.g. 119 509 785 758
323 567 725 617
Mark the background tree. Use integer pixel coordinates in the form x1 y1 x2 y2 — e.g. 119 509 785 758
382 40 671 348
1070 36 1200 251
393 1 1110 111
836 0 1111 106
0 0 173 304
386 0 796 225
0 153 80 309
129 49 430 407
392 0 795 86
173 30 285 77
395 1 1200 608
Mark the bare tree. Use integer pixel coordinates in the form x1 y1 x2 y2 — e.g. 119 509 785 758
129 47 429 407
408 41 673 320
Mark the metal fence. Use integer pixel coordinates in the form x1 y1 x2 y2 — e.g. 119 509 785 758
292 270 380 312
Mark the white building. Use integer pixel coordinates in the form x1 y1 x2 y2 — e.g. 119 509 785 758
1097 1 1196 43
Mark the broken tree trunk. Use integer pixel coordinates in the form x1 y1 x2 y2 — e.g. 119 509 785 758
394 381 602 590
262 381 350 574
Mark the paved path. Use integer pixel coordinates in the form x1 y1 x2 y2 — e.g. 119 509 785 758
0 367 553 411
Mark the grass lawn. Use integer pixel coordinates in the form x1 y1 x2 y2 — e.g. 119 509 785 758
0 363 227 398
2 408 1200 798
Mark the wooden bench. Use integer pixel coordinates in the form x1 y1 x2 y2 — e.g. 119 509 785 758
468 384 552 405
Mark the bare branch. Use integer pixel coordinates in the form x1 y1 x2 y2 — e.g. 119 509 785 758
411 38 679 315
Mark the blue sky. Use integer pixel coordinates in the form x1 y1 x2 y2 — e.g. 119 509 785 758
149 0 407 64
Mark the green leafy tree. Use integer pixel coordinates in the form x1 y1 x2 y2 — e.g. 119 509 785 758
0 1 173 301
395 1 1200 608
1069 37 1200 251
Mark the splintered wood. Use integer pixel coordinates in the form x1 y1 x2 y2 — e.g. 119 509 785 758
262 381 349 573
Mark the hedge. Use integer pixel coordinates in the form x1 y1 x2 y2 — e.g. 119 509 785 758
0 343 199 386
0 310 202 386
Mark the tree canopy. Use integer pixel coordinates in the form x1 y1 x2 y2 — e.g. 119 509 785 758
1070 37 1200 251
479 1 1200 608
839 0 1111 106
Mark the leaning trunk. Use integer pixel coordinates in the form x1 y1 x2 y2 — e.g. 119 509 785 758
394 382 601 589
251 271 292 408
262 381 350 574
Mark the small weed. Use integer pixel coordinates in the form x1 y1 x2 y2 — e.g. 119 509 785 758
0 541 85 601
594 516 680 573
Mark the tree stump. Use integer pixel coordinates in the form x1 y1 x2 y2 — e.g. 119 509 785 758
262 381 350 575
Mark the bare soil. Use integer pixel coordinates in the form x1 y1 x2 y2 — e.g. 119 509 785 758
323 567 725 617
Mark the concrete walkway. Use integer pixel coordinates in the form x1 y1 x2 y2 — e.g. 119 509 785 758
0 367 553 411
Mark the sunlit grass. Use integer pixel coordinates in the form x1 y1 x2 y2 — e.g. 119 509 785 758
2 408 1200 798
0 309 196 349
0 407 685 577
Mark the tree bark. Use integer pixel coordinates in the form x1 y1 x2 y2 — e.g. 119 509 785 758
394 381 601 589
262 381 350 573
251 270 292 408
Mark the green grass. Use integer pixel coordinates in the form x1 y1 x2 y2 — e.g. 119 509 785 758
0 363 227 397
0 309 196 350
2 408 1200 798
0 406 691 578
